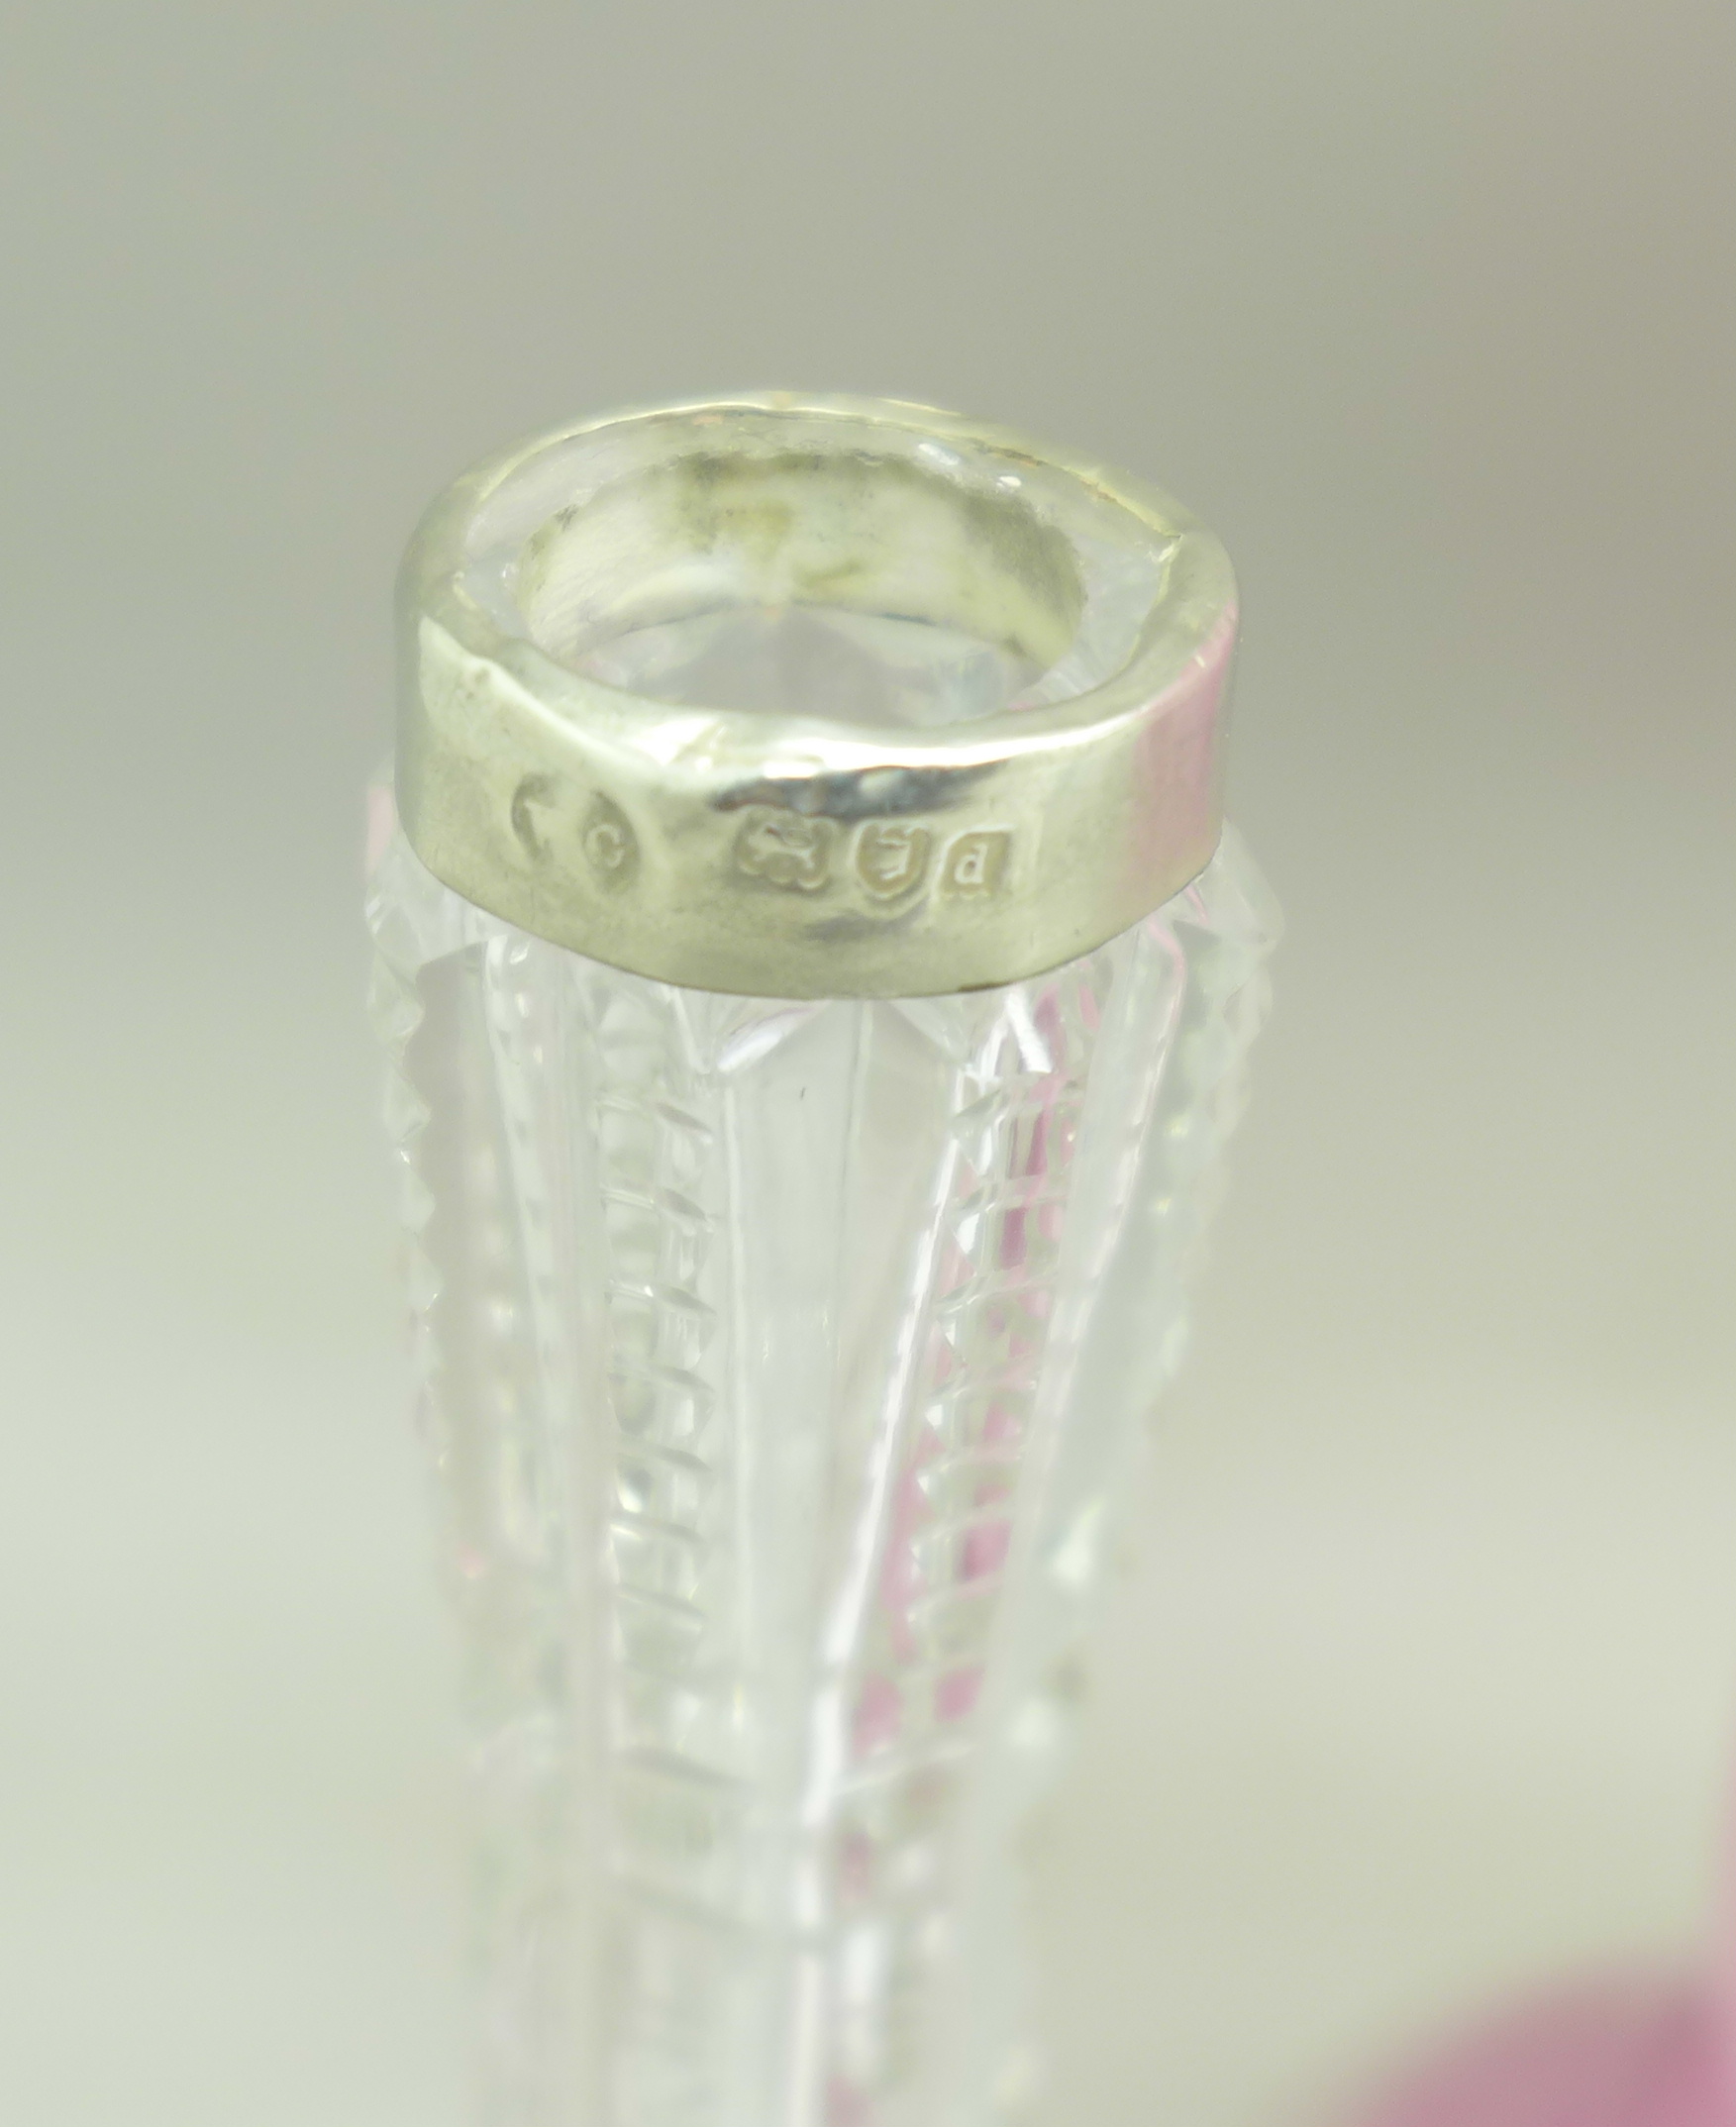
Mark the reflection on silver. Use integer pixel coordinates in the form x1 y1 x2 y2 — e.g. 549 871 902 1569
397 392 1237 999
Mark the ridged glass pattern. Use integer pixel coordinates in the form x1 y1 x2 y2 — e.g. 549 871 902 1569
367 803 1276 2127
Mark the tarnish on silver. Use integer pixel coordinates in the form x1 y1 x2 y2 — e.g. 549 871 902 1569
397 392 1237 999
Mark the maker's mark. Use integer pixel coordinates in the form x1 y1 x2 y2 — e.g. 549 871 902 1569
509 772 559 861
509 773 639 892
581 794 639 891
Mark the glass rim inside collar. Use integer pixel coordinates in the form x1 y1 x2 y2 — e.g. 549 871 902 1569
460 408 1173 725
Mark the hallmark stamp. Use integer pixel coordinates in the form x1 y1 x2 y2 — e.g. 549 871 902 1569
940 830 1012 896
510 773 638 891
853 821 933 900
734 808 835 891
509 772 559 861
581 794 638 891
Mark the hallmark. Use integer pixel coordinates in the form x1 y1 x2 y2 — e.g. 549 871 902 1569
581 794 638 890
734 808 835 891
940 830 1012 897
509 771 559 861
853 821 933 900
510 773 638 892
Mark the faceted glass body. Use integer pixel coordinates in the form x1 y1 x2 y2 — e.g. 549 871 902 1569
368 808 1276 2127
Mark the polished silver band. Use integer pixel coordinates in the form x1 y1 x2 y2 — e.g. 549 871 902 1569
396 392 1237 999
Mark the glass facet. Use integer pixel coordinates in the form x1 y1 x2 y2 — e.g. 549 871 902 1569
368 805 1276 2127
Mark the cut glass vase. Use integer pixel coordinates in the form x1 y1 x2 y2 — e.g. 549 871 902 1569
373 393 1276 2127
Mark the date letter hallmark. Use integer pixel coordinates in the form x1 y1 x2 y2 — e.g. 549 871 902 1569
734 808 835 891
854 821 933 900
940 829 1012 897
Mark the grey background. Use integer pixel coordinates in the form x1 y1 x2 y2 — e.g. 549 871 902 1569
2 3 1732 2122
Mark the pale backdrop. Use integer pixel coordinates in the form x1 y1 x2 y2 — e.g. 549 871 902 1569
1 3 1731 2122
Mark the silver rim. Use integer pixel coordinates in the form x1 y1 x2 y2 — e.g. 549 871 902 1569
397 391 1237 998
